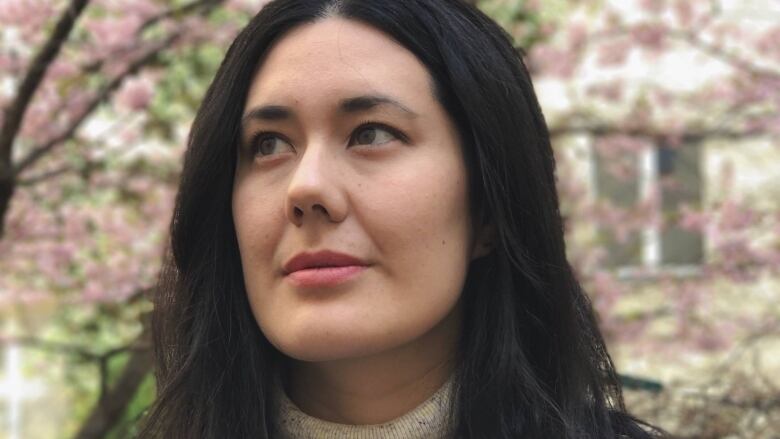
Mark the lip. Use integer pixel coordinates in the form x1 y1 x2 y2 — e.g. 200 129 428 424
283 250 369 288
286 265 367 288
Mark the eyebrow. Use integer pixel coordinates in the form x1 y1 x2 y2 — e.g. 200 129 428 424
241 94 419 126
340 95 418 117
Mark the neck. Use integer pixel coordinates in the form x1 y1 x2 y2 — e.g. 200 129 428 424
285 302 461 425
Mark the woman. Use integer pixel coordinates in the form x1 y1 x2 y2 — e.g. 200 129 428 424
141 0 662 437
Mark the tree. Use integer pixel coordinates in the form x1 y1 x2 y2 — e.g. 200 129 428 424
513 0 779 433
518 0 780 351
0 1 262 437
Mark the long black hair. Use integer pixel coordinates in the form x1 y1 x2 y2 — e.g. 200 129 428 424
140 0 662 437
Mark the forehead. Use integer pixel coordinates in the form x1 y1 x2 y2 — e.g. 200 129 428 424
245 17 434 111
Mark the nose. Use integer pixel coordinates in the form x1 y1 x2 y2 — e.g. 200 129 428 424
285 142 347 227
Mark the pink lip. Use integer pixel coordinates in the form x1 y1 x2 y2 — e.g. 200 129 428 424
286 265 366 288
282 250 369 288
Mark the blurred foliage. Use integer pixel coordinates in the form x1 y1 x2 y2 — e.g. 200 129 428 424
145 44 224 142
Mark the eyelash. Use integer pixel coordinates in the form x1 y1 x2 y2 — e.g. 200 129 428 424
245 131 292 157
352 120 409 145
245 120 408 157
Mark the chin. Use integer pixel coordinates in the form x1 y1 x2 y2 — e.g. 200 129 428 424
268 324 408 363
276 339 387 363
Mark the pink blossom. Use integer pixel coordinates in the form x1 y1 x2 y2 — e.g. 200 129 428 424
658 175 680 192
672 281 702 322
601 10 623 34
0 52 23 73
630 22 667 51
678 204 709 232
692 327 729 351
650 88 674 107
755 26 780 62
0 0 53 28
538 22 557 39
44 59 79 82
589 201 641 243
528 45 579 78
596 134 648 155
82 279 106 302
744 114 780 136
106 0 163 19
567 22 588 52
226 0 271 14
607 160 638 182
593 135 644 182
82 15 142 53
639 0 666 14
7 290 48 306
712 239 761 282
62 208 90 240
126 177 154 194
20 99 61 142
116 75 155 111
673 0 693 27
586 81 625 101
590 270 625 314
176 16 217 43
596 38 632 66
718 200 756 231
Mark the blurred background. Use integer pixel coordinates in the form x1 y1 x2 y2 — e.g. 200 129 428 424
0 0 778 437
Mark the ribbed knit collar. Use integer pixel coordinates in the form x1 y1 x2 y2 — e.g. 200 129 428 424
273 375 455 439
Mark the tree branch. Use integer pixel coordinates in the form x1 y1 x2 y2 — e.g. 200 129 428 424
79 0 224 75
17 165 76 186
0 0 90 164
5 335 99 360
3 332 152 406
137 0 225 35
0 0 90 238
1 0 228 238
589 24 780 81
12 0 231 177
2 335 151 362
671 30 780 80
1 310 153 439
13 32 181 175
72 317 153 439
548 123 767 144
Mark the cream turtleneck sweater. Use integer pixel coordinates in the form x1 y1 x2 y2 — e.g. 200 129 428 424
273 376 455 439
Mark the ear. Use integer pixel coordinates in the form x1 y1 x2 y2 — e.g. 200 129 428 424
470 222 496 261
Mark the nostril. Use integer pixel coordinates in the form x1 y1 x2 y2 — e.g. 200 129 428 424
313 204 327 215
294 206 304 217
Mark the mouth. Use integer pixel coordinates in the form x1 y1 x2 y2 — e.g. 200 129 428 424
282 250 370 288
285 265 367 288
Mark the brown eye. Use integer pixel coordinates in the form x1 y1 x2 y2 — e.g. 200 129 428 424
350 124 398 147
250 134 294 157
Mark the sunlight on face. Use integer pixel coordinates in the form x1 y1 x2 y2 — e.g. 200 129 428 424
232 17 482 362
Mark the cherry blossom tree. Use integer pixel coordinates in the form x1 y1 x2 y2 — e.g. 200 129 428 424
0 0 263 436
524 0 780 351
517 0 779 433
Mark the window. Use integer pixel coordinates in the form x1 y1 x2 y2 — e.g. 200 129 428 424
592 138 704 277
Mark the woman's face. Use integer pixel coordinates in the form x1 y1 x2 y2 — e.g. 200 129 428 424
233 17 488 362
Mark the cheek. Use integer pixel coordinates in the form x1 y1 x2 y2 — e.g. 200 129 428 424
232 177 285 282
359 154 473 282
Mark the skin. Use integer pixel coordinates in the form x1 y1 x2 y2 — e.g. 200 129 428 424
232 17 492 425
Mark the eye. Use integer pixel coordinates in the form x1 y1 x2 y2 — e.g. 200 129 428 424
349 123 405 147
248 133 294 158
